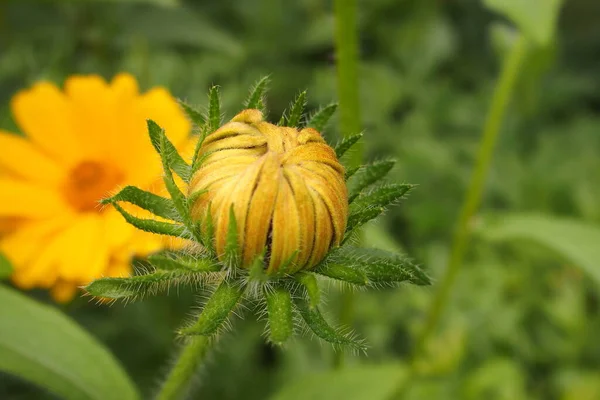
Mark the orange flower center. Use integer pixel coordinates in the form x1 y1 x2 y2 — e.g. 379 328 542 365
64 161 124 212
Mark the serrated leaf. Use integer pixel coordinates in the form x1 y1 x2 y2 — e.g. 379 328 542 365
478 213 600 284
335 132 363 158
179 280 245 336
295 272 320 309
307 103 337 132
224 206 240 268
348 160 396 202
0 286 139 400
179 100 206 127
350 183 414 212
265 288 293 345
102 186 180 222
345 208 384 235
282 91 307 127
207 86 221 133
314 263 369 286
84 270 188 300
327 247 430 286
148 253 221 273
112 203 187 238
0 252 12 279
483 0 563 46
295 299 366 351
147 120 191 183
345 165 360 181
244 76 270 111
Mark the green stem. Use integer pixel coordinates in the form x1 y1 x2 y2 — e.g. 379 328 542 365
156 336 210 400
333 0 362 368
392 35 528 399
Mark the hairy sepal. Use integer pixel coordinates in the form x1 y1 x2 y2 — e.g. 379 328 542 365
265 287 293 345
307 103 337 133
348 160 396 203
147 119 191 183
102 186 181 222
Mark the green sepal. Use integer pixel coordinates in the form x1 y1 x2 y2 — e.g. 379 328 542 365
345 207 384 235
295 299 366 352
101 186 180 222
265 287 293 345
148 253 221 273
84 270 187 300
224 206 241 268
199 204 216 255
111 203 187 238
335 132 363 159
307 103 337 133
191 125 209 174
159 133 189 219
327 246 430 286
348 160 396 203
345 165 360 181
248 251 267 283
179 280 245 336
207 86 221 133
281 90 307 127
187 189 208 206
178 100 206 127
295 272 320 309
314 263 369 286
350 183 414 211
147 120 191 183
244 76 270 112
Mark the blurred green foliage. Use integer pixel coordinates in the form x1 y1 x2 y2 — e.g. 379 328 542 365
1 0 600 399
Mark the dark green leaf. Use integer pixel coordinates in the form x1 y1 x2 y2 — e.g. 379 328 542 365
102 186 180 222
350 183 414 212
0 286 139 400
345 165 360 181
307 103 337 132
314 263 369 286
335 132 363 158
345 207 384 235
348 160 396 202
147 119 191 182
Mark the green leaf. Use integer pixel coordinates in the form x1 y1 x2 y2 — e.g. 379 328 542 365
0 285 139 400
307 103 337 133
271 364 407 400
483 0 564 46
265 288 293 345
178 100 206 127
478 213 600 284
200 205 216 255
179 280 245 336
207 86 222 133
281 91 307 127
295 272 320 309
350 183 414 211
159 132 191 222
84 270 189 300
0 252 12 279
335 132 363 159
295 299 366 352
224 206 241 268
348 160 396 202
345 165 360 181
345 208 385 237
102 186 180 222
147 119 191 182
112 203 187 238
244 76 270 111
148 253 221 273
314 263 369 286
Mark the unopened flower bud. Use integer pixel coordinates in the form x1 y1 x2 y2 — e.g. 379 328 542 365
189 109 348 274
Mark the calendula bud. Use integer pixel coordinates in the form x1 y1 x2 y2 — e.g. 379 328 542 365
189 109 348 274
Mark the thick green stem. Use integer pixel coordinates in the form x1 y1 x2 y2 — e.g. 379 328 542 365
333 0 362 368
392 35 528 399
156 336 210 400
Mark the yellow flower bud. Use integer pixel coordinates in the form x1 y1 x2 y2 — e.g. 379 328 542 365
189 109 348 274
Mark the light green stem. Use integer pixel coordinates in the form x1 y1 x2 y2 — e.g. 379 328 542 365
392 35 529 399
333 0 362 368
156 336 210 400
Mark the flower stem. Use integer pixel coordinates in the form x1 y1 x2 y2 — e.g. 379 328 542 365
392 35 529 399
333 0 362 368
156 336 210 400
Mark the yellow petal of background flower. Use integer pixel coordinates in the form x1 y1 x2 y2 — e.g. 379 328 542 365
0 130 65 186
0 179 69 217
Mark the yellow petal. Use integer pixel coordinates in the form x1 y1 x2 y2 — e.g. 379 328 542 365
11 81 82 166
268 177 301 273
0 130 65 186
50 281 78 303
0 178 69 218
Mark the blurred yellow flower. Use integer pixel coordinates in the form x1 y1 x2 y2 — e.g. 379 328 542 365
0 73 191 302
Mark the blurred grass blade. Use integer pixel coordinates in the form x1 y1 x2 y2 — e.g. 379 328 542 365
112 203 187 238
265 288 293 345
102 186 180 222
307 103 338 132
295 299 366 352
244 76 270 111
147 120 191 183
479 213 600 284
348 160 396 202
179 280 245 336
0 285 139 400
334 132 363 159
